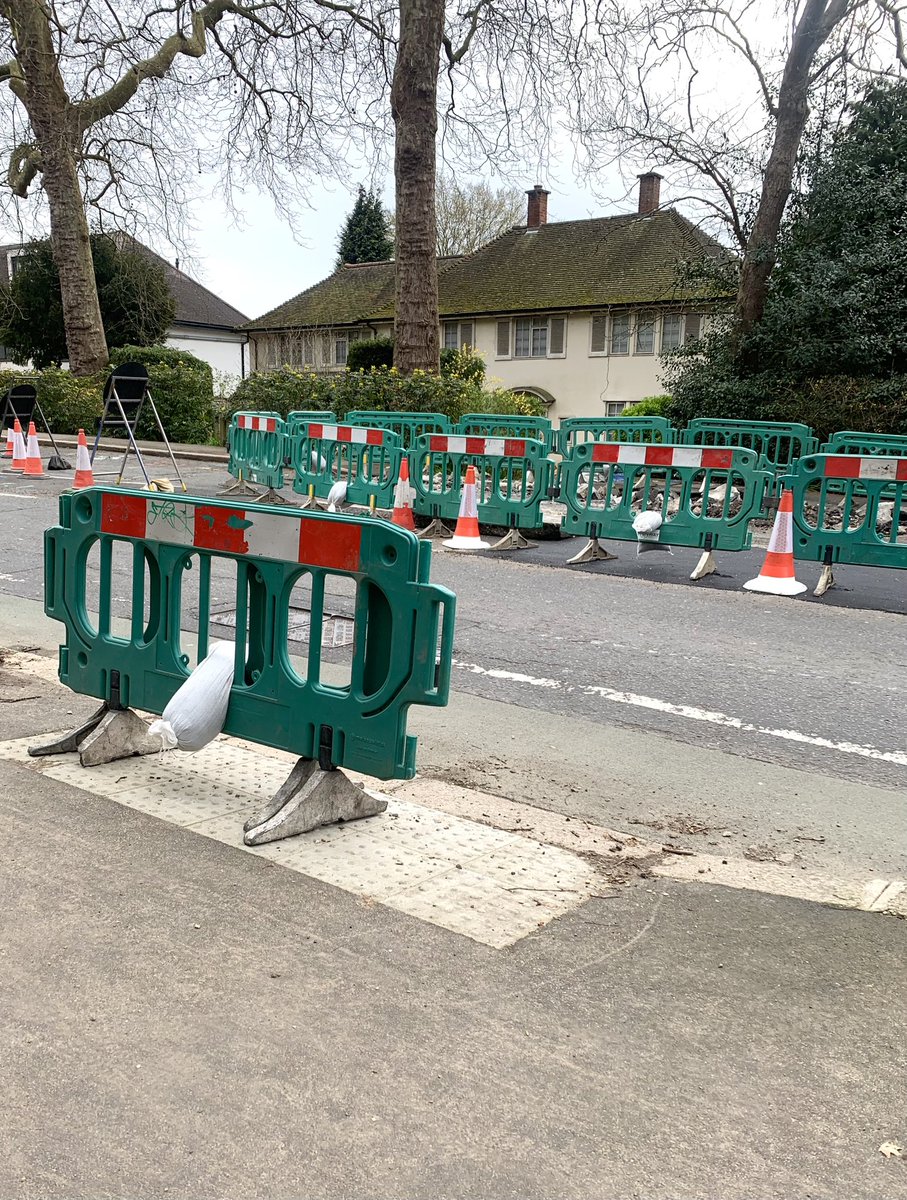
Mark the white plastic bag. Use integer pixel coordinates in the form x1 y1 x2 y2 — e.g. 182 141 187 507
149 642 235 752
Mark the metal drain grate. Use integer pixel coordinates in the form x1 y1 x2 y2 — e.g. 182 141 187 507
211 606 355 648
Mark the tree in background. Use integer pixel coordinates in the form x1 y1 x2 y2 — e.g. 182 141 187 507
584 0 907 332
435 177 523 256
666 82 907 439
337 186 394 265
0 234 175 368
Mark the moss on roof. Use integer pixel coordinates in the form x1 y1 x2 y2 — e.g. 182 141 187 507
245 260 396 330
246 209 730 330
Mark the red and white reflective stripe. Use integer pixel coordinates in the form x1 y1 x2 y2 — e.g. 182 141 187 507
590 444 735 469
237 414 278 433
428 435 527 456
824 455 907 481
308 423 386 446
100 494 361 572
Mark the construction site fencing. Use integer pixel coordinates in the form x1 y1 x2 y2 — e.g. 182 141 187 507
556 416 676 458
287 419 404 509
227 412 287 490
559 441 773 572
680 418 817 474
345 411 453 448
784 453 907 577
42 487 455 779
456 414 554 455
410 433 553 534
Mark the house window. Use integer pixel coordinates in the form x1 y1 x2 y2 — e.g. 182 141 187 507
606 400 629 416
334 332 349 366
610 313 630 356
8 254 24 278
590 314 608 355
635 316 655 355
498 316 566 359
661 314 683 352
443 320 474 350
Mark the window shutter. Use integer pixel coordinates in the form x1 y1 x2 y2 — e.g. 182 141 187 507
684 313 702 343
549 317 566 356
496 320 511 357
591 314 608 354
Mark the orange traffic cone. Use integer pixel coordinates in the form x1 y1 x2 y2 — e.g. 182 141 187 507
10 419 26 472
391 457 416 530
743 488 806 596
72 428 95 489
443 464 489 551
2 427 12 458
23 421 43 476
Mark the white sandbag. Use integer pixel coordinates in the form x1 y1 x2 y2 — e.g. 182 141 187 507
148 642 235 752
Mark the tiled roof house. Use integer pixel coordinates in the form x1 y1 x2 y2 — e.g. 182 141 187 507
0 237 250 382
245 174 732 418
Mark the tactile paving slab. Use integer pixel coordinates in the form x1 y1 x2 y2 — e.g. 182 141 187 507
0 725 598 949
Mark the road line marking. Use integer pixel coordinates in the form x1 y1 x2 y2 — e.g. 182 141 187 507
451 659 907 767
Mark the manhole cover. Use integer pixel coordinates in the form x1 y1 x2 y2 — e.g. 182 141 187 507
211 606 355 648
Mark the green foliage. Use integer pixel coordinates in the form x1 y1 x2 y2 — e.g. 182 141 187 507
0 367 104 435
229 366 335 419
0 234 175 368
346 337 394 372
621 395 672 417
440 346 486 385
226 365 538 426
109 345 214 443
336 185 393 265
668 81 907 442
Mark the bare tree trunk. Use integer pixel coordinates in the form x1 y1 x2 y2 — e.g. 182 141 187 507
391 0 444 374
42 144 109 374
7 1 108 374
736 0 847 332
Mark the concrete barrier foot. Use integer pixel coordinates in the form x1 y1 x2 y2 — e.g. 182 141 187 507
690 549 717 580
490 529 536 551
243 757 388 845
814 563 835 597
219 476 262 497
566 538 617 565
28 705 161 766
419 518 454 539
255 488 296 507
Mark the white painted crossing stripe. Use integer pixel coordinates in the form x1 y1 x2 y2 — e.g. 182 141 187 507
451 660 907 767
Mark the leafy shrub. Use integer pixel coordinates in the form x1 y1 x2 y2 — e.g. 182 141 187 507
109 344 214 443
621 394 672 418
225 364 539 427
228 367 335 420
440 346 486 385
1 367 104 435
346 337 394 372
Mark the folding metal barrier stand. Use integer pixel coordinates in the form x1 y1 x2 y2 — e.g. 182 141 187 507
0 380 71 469
90 362 187 491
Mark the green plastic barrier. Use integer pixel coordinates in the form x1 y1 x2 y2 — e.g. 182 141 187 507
821 430 907 457
560 441 772 566
410 433 553 534
42 487 456 779
556 416 675 457
287 410 334 423
287 419 404 508
227 411 286 490
785 453 907 573
456 414 554 455
346 411 452 448
681 419 817 473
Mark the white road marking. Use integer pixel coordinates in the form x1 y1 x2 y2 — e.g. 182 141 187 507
451 660 907 768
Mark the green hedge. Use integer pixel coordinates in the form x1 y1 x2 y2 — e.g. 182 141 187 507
225 366 545 427
109 345 214 444
0 346 215 443
346 337 394 372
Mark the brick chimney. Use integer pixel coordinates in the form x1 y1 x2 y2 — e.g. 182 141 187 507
526 184 550 229
637 172 662 215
